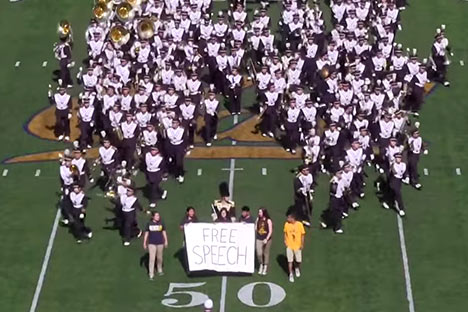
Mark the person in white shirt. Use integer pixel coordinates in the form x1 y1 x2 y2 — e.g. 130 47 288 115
407 130 425 189
226 67 243 115
320 168 345 234
49 86 72 141
120 112 139 169
284 100 301 154
383 153 407 217
179 97 197 149
78 98 95 149
98 138 118 182
145 146 168 208
166 119 187 183
204 90 219 146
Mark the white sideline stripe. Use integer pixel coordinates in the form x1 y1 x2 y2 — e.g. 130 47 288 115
197 168 202 176
2 169 8 177
262 168 267 175
221 168 244 171
35 169 41 177
397 216 416 312
423 168 428 176
460 60 465 66
15 61 21 67
456 168 461 175
29 208 61 312
220 113 239 312
42 61 48 67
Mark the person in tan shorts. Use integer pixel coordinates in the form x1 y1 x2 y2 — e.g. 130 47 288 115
143 211 168 280
283 212 305 283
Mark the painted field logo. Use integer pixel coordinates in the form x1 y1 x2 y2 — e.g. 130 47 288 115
3 98 300 164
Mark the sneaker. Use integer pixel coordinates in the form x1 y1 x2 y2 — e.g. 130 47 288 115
89 178 95 184
137 230 143 238
145 210 151 215
262 133 267 137
185 150 191 156
335 229 344 234
399 210 406 217
213 134 218 140
379 168 384 174
76 240 82 244
382 202 390 209
64 136 70 142
149 276 154 281
267 132 274 138
189 145 194 149
87 145 92 149
178 176 185 184
289 273 294 283
58 135 64 141
262 265 268 275
302 220 311 227
161 190 168 200
61 219 69 225
295 268 301 277
443 81 450 87
123 241 130 246
100 171 105 177
414 183 422 190
342 212 349 218
320 222 327 229
87 232 93 239
402 177 410 184
359 193 365 198
352 202 360 209
285 148 291 152
157 271 164 276
291 149 296 155
149 203 156 208
258 264 264 275
206 142 212 147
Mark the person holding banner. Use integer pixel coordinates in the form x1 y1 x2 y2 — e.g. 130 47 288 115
143 211 168 280
284 212 305 283
255 208 273 276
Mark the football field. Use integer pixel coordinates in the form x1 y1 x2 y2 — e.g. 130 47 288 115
1 0 468 312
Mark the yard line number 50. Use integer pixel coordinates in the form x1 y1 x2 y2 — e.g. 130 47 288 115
162 281 286 308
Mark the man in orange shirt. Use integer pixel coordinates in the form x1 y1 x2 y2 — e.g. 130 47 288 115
283 212 305 282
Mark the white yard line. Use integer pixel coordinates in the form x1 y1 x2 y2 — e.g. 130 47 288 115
460 60 464 66
35 169 41 177
397 215 416 312
197 168 202 176
42 61 48 67
29 208 61 312
423 168 428 176
262 168 267 175
220 115 239 312
2 169 8 177
456 168 462 175
15 61 21 67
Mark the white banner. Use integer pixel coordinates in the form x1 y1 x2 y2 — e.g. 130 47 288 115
184 222 255 273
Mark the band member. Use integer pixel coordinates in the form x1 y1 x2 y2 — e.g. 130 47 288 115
120 186 143 246
431 31 450 87
293 165 314 227
49 86 72 141
320 169 345 234
145 146 168 208
61 184 93 243
407 130 425 190
255 207 273 276
345 140 366 200
77 98 95 148
204 90 219 146
211 182 236 222
166 119 187 183
284 211 305 283
260 84 280 138
382 153 407 216
322 122 341 172
179 97 197 149
60 156 76 196
226 67 243 115
54 38 73 87
141 123 158 155
143 211 168 279
284 99 301 154
120 112 139 169
71 149 93 186
98 138 118 184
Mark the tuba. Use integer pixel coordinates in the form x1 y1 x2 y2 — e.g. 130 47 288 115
93 3 111 22
95 0 113 9
137 18 155 40
109 25 130 45
57 20 72 39
116 2 134 23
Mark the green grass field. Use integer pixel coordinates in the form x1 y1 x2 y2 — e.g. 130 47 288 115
1 0 468 311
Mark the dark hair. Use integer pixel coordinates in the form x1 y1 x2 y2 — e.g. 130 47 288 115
186 206 195 213
259 207 271 220
241 206 250 212
219 208 228 216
